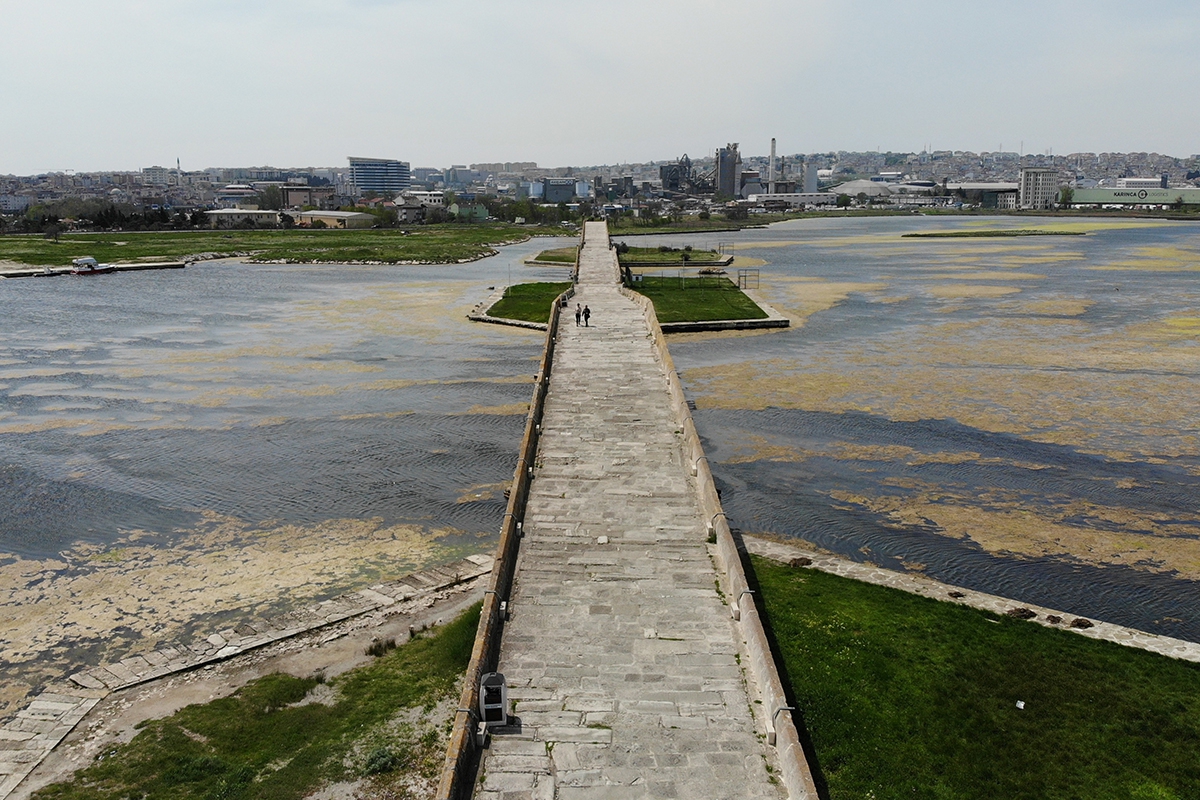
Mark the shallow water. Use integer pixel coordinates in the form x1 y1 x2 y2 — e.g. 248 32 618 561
0 237 574 711
3 218 1199 713
632 216 1200 642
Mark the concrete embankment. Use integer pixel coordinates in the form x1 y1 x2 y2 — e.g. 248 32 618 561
0 555 492 799
438 220 815 799
745 535 1200 664
0 262 185 278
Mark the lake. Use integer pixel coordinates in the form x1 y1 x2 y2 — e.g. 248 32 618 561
2 216 1199 717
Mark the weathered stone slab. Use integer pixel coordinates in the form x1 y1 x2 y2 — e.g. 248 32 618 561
66 672 106 690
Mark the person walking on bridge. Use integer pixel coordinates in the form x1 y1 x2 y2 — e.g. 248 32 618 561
575 303 582 327
582 305 591 327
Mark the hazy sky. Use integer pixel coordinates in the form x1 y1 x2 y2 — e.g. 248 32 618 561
3 0 1198 174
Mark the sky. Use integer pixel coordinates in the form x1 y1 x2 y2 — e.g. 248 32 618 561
2 0 1198 174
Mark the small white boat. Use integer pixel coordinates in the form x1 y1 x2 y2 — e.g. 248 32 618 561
70 256 115 275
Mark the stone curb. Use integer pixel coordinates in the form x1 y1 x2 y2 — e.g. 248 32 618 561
467 313 547 331
743 536 1200 663
437 281 574 799
619 283 818 800
0 555 494 799
658 317 790 333
467 286 551 331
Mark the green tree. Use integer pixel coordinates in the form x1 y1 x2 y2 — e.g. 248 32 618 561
255 186 283 210
836 194 851 208
1059 186 1074 207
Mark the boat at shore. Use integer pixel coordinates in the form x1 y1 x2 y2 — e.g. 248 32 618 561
71 256 115 275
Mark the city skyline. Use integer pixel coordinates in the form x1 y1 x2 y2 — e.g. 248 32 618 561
3 0 1199 175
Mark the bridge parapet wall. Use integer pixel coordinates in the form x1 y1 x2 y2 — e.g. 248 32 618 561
436 285 573 800
619 283 820 800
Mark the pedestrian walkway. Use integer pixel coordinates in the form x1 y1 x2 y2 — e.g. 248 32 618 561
475 222 782 799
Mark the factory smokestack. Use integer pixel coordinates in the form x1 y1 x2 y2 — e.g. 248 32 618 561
768 138 777 195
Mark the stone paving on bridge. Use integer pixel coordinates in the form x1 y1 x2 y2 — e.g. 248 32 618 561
476 222 781 799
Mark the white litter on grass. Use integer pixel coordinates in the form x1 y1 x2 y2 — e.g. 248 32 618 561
1016 700 1026 710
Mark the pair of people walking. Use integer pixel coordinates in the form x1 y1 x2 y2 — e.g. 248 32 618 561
574 303 591 327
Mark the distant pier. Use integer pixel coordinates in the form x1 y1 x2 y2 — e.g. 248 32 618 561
0 262 186 279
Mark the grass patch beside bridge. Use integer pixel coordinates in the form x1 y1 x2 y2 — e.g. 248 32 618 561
32 605 481 800
627 275 767 323
606 212 803 235
527 246 578 263
751 555 1200 800
616 245 723 265
485 282 573 324
484 276 768 326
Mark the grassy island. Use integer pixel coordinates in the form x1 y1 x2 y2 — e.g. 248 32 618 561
902 229 1087 238
33 605 480 800
0 224 552 267
526 246 578 264
528 245 726 266
626 275 766 323
484 275 767 326
751 556 1200 800
606 212 803 236
616 245 723 265
485 282 572 323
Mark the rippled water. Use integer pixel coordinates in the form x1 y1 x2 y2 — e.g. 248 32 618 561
630 216 1200 642
3 218 1199 707
0 238 575 708
1 242 576 557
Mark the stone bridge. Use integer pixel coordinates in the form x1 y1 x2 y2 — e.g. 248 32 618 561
440 221 815 799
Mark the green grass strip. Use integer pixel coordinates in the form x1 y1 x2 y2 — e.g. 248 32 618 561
530 246 578 263
0 225 539 266
617 246 722 265
902 229 1086 238
606 212 801 235
628 275 767 323
486 282 572 324
751 555 1200 800
33 604 481 800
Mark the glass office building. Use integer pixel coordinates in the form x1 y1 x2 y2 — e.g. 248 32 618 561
348 157 411 196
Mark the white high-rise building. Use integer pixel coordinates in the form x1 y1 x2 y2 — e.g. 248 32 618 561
141 166 173 186
1018 167 1059 209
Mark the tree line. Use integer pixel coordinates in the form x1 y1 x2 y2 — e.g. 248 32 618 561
0 199 209 234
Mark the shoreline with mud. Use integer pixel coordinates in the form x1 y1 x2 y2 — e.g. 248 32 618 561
1 558 491 799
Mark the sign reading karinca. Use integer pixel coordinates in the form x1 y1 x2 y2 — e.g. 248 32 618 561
1071 187 1200 205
